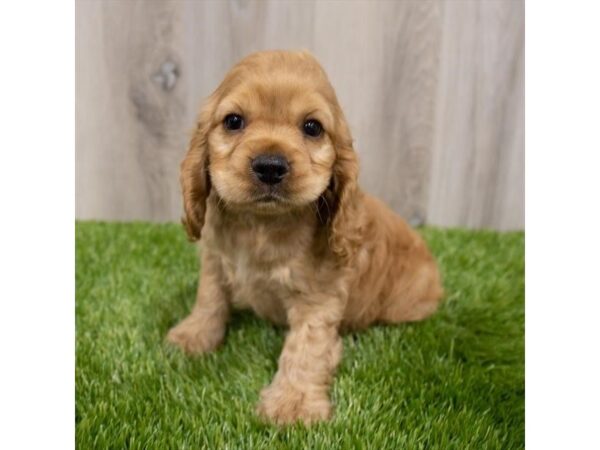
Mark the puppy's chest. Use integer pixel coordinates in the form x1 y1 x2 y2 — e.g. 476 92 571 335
214 226 311 320
221 251 295 294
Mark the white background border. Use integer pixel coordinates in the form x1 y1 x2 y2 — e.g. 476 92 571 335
526 0 600 448
0 1 74 449
1 1 600 448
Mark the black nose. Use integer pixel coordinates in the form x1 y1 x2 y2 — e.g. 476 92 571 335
251 154 289 185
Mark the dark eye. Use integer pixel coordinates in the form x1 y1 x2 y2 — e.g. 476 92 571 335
303 119 323 137
223 114 244 131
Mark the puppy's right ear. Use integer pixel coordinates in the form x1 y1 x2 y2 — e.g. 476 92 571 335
180 100 215 241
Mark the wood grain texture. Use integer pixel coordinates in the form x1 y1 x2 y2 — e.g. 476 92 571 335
76 0 188 221
76 0 524 229
427 0 524 229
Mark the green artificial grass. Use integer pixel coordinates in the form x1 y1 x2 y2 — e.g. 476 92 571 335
76 222 524 449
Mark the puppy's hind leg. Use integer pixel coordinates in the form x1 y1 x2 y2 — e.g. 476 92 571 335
167 252 230 355
379 262 443 324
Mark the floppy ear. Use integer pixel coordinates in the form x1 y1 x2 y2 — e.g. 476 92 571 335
327 111 363 260
180 100 215 241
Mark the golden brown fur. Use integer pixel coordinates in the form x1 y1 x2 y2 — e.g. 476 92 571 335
167 50 443 425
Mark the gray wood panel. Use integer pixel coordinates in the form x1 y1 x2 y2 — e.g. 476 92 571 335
427 0 525 229
76 0 188 221
76 0 524 230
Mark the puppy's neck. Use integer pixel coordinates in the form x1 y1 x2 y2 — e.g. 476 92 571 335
206 192 317 231
203 192 328 265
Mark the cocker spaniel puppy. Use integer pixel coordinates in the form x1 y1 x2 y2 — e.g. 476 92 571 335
167 50 443 425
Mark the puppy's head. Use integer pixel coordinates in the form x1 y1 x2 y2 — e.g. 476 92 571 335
181 50 359 246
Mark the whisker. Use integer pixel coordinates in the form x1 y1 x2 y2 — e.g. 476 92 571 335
320 195 331 223
216 195 226 212
313 201 323 224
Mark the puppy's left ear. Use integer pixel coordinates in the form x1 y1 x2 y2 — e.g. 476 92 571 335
327 110 363 260
180 99 215 241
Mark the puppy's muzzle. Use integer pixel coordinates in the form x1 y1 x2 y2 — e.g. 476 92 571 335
251 154 289 185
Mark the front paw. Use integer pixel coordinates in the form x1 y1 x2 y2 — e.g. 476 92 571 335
256 382 332 425
166 314 224 355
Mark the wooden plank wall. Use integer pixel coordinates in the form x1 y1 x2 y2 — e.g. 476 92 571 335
76 0 524 230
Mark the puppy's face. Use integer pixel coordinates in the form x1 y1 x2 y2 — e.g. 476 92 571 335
181 51 358 241
206 53 338 213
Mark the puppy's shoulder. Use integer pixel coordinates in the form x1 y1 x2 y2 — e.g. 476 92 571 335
361 193 422 246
